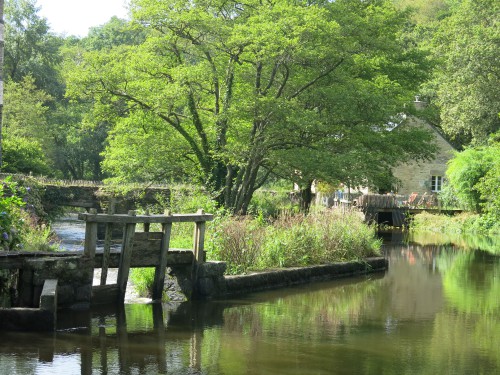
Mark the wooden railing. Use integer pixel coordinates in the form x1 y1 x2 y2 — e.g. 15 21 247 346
355 193 438 209
78 209 213 301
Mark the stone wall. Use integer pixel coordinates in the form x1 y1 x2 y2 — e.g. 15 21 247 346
392 117 455 195
18 256 94 310
192 258 387 299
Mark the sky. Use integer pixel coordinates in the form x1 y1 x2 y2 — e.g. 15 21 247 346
36 0 129 37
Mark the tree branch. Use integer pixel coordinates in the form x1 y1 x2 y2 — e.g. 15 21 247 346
290 59 344 99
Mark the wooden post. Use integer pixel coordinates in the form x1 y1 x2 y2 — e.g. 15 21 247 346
153 210 172 301
193 209 206 264
144 209 150 233
100 201 115 286
83 208 98 259
117 210 136 302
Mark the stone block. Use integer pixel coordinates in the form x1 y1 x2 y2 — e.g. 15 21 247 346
196 277 215 297
76 285 91 302
39 279 58 313
57 285 74 306
196 261 227 278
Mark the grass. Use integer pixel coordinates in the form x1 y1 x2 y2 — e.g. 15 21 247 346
411 211 500 235
208 208 381 275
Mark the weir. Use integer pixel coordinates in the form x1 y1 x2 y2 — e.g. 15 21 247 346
0 209 225 331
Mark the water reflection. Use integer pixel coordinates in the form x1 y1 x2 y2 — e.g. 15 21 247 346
1 234 500 374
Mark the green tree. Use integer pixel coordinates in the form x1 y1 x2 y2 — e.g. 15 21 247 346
431 0 500 145
83 16 147 51
475 141 500 223
2 136 49 174
66 0 433 213
446 142 499 213
4 0 64 98
2 76 52 174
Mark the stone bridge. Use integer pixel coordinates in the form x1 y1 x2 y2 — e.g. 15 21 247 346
0 174 171 214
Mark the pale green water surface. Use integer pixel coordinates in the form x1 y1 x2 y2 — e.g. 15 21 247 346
1 230 500 374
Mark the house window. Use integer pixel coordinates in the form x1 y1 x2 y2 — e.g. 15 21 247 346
431 176 443 192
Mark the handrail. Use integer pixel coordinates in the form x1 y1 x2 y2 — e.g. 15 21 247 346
81 209 212 301
78 212 213 223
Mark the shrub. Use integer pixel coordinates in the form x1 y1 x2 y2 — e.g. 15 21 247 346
208 208 381 274
0 177 58 252
260 209 381 269
208 214 265 274
411 211 500 235
129 268 156 297
0 178 27 251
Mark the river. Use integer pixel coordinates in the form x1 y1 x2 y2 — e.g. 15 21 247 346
0 218 499 374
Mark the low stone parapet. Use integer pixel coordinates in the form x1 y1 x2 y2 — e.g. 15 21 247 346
194 257 387 299
0 279 58 331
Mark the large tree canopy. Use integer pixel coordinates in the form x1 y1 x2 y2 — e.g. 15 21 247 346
431 0 500 145
4 0 63 98
66 0 434 212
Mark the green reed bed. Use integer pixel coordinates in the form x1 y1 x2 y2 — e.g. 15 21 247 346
209 209 381 275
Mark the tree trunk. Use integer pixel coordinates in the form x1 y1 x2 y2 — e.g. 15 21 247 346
299 180 314 213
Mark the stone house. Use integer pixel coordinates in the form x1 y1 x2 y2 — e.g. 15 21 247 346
391 115 456 196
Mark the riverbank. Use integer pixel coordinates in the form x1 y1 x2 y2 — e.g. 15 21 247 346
411 211 500 236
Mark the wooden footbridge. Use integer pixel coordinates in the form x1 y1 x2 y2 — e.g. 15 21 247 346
81 208 212 302
0 209 217 331
353 193 461 227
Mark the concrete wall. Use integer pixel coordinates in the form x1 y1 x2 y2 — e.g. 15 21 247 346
392 117 455 195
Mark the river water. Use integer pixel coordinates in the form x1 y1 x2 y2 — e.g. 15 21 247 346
1 219 499 374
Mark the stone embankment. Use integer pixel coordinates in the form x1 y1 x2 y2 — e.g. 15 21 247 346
194 257 387 299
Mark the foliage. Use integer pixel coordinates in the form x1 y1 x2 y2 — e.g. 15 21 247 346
3 75 52 138
247 188 296 218
208 209 381 274
83 16 147 51
436 183 462 210
475 141 500 224
0 177 26 250
66 0 433 213
0 176 57 251
4 0 64 98
129 267 156 298
1 136 50 175
411 211 500 236
446 142 499 213
430 0 500 145
208 214 266 275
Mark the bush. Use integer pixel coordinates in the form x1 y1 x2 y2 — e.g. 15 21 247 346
208 214 266 274
208 208 381 274
129 268 156 297
411 211 500 235
0 177 58 252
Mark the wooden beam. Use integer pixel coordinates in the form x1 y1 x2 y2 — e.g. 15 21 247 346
153 210 172 301
78 212 213 224
117 211 137 302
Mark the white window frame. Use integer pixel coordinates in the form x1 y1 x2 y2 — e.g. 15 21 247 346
431 175 443 192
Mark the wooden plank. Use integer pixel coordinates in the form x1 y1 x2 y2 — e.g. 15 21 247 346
83 221 98 258
83 209 99 258
100 223 113 285
78 213 213 224
100 203 115 285
93 249 193 268
193 223 206 264
117 212 137 302
153 221 172 300
133 232 163 241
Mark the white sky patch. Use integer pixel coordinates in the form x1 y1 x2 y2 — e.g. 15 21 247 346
37 0 129 37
